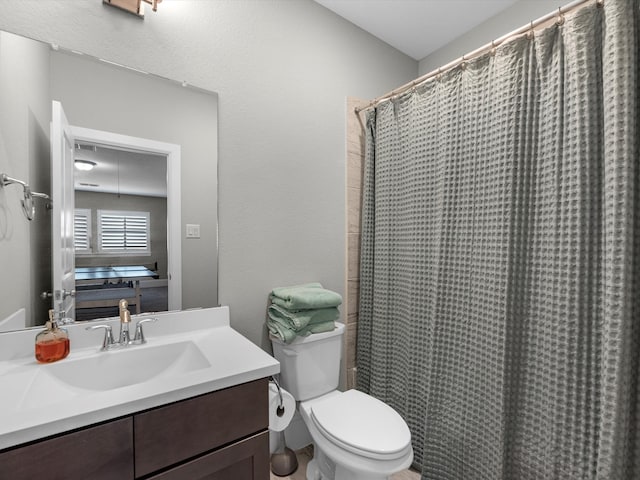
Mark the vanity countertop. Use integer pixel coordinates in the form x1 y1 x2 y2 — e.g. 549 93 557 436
0 306 279 450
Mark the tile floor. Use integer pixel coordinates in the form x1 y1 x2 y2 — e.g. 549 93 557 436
269 447 420 480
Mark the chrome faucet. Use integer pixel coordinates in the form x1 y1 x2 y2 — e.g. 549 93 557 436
86 299 157 351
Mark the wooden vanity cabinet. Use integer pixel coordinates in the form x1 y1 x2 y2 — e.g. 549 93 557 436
0 417 134 480
135 378 269 478
0 378 270 480
146 431 269 480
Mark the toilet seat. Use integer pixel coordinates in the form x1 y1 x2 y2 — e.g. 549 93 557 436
309 390 411 461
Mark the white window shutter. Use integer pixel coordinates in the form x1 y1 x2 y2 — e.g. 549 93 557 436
98 210 150 255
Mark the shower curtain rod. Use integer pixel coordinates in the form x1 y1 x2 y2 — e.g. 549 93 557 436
355 0 601 114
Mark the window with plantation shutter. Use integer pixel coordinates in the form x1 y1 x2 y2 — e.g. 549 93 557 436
97 209 150 255
74 208 92 254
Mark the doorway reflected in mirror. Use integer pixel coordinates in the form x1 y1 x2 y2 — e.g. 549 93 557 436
72 143 169 321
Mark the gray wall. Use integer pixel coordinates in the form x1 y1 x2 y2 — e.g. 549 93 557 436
0 31 51 326
0 0 417 347
419 0 562 74
75 191 168 279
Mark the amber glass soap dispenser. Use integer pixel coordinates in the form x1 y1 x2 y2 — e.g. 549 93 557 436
35 309 70 363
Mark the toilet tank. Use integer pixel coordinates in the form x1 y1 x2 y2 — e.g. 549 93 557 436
271 322 345 401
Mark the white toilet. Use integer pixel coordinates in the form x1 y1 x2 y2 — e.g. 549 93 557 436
271 322 413 480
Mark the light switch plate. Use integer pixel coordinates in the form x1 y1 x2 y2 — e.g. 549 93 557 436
186 224 201 238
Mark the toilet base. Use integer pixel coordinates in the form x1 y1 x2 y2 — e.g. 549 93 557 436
306 443 394 480
306 458 321 480
306 445 334 479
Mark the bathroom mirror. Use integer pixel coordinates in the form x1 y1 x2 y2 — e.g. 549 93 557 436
0 29 218 330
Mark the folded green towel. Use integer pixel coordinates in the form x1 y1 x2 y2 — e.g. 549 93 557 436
268 304 339 331
267 315 336 344
270 283 342 310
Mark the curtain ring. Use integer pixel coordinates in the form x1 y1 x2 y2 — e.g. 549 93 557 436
556 7 565 25
460 54 467 70
527 21 534 40
490 40 497 56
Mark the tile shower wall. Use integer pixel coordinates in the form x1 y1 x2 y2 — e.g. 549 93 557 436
345 98 368 389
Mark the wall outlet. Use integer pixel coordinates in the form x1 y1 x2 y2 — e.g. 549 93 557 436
186 224 201 238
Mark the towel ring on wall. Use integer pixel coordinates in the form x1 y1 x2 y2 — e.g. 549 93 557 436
0 173 51 221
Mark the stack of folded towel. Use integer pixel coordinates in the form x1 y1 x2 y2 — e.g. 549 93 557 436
267 282 342 344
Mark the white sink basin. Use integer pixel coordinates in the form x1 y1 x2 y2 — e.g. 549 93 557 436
43 340 211 391
0 306 281 451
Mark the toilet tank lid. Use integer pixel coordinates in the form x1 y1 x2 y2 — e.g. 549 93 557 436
310 389 411 456
270 322 345 346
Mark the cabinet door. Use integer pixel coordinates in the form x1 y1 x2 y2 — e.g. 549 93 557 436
135 379 268 477
0 417 134 480
147 431 269 480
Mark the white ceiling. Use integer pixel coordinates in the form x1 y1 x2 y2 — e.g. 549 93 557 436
313 0 520 60
74 143 167 198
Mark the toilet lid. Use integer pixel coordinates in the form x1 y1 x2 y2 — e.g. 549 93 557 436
310 390 411 457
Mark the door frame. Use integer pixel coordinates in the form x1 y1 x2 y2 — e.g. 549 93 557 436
71 126 182 312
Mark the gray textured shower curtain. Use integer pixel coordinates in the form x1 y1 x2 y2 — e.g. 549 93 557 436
356 1 639 479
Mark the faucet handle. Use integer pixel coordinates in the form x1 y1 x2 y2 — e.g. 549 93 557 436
133 318 157 344
86 324 115 350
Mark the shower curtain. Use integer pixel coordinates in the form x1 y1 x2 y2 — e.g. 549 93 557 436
356 1 639 479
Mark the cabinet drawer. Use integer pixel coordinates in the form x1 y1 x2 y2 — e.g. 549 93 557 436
146 431 269 480
135 378 268 477
0 417 134 480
